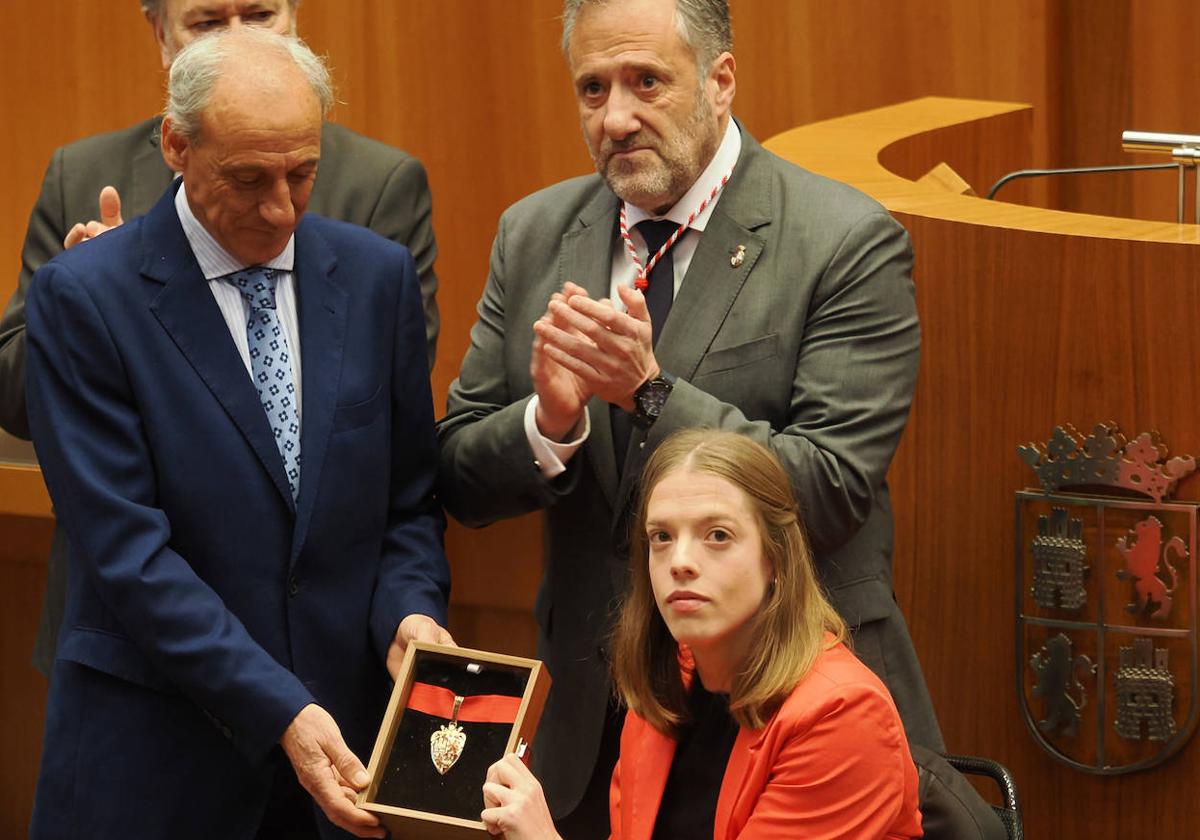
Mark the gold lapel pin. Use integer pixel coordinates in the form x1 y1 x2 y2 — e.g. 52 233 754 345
730 245 746 268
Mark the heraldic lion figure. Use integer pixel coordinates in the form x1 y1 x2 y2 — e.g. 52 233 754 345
1116 516 1185 620
1031 633 1093 737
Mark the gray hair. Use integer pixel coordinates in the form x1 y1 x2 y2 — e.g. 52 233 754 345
166 27 332 142
561 0 732 74
141 1 302 19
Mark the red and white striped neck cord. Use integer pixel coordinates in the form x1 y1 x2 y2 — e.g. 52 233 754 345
619 167 734 291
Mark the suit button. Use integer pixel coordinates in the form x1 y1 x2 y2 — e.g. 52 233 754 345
289 577 299 597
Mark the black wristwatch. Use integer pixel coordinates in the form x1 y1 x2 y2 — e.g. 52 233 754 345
632 370 676 429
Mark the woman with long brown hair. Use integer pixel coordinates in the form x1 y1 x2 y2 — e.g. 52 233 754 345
482 430 921 839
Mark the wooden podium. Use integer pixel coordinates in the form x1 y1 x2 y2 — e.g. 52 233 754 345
766 97 1200 838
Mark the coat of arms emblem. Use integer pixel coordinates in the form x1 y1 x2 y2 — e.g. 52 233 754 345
1016 422 1198 773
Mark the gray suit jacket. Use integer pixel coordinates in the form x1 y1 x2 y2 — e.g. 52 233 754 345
436 127 942 817
4 116 440 675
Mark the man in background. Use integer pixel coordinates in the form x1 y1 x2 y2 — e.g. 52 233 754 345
437 0 943 835
2 0 441 678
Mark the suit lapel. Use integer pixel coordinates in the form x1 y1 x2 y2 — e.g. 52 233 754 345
628 726 677 840
714 726 761 838
656 129 772 381
130 117 175 218
145 183 295 509
288 223 346 565
560 188 622 509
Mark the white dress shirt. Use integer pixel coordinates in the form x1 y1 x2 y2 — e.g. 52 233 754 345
524 119 743 477
174 184 304 421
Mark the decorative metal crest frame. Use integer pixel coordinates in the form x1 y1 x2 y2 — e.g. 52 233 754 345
1016 423 1198 774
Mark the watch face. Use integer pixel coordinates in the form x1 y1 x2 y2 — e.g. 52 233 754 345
641 381 671 415
635 378 673 427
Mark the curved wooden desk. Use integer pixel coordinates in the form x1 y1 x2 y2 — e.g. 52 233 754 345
0 466 49 519
0 433 50 519
767 95 1200 240
0 426 49 518
766 97 1200 839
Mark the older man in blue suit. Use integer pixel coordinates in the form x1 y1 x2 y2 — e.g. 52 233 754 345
25 28 450 840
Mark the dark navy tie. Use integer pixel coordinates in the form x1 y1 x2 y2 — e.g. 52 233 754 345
612 219 684 472
224 267 302 501
638 219 680 347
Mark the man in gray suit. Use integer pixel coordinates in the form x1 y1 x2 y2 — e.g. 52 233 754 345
1 0 440 677
437 0 942 835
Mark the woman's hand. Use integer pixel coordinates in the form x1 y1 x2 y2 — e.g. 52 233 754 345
481 753 562 839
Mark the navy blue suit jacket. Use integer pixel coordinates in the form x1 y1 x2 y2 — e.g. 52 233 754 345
26 183 448 839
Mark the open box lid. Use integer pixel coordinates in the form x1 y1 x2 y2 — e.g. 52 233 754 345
358 642 551 838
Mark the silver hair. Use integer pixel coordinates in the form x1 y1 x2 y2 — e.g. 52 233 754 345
165 27 332 142
561 0 732 73
141 1 302 19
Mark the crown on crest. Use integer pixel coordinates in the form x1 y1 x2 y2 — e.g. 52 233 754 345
1017 422 1196 503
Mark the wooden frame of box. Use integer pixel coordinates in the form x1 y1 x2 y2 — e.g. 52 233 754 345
358 641 551 839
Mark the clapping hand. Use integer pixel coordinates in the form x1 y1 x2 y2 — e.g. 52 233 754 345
531 282 593 441
534 282 659 412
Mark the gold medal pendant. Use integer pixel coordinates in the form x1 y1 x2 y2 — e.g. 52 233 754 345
430 695 466 775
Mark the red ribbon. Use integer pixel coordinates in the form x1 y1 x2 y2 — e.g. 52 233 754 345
406 682 522 724
618 166 734 291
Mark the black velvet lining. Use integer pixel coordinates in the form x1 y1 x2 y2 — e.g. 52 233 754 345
374 651 530 821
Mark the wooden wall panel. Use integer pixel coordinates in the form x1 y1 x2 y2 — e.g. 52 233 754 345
734 0 1052 154
1046 1 1200 221
1128 9 1200 222
1052 0 1137 216
0 3 161 297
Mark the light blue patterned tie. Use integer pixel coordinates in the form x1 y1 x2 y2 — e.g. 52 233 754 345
224 267 301 501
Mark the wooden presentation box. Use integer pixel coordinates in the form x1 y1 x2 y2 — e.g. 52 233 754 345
359 642 551 839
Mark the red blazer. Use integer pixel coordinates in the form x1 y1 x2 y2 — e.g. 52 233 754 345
609 642 923 840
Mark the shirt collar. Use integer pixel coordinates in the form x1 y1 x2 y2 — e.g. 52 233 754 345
623 117 742 233
174 182 295 279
